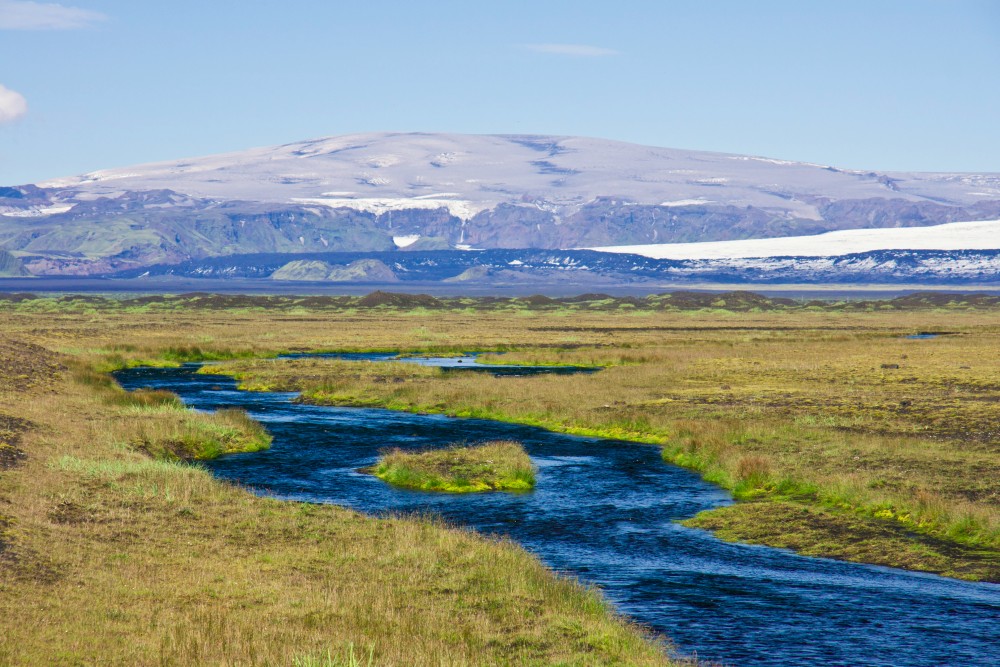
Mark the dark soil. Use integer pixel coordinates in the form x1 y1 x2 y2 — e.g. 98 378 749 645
0 414 35 470
0 338 64 392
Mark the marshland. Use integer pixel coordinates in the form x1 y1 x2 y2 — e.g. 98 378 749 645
1 290 998 665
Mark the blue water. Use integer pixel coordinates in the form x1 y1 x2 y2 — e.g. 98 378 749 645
115 363 1000 667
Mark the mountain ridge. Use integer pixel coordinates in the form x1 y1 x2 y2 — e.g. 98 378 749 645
2 132 999 279
105 247 1000 287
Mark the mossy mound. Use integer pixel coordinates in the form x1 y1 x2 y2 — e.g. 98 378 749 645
356 290 442 308
366 440 536 493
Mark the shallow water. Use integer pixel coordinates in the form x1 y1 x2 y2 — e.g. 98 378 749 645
278 351 601 376
115 364 1000 667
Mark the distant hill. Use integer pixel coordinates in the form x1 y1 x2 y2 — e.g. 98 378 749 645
271 258 397 282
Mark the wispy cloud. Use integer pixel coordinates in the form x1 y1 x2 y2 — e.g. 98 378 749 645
521 43 620 57
0 84 28 123
0 1 107 30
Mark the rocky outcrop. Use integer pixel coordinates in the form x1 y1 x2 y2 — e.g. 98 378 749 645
270 260 334 281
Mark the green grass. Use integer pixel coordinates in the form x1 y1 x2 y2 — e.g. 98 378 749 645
367 441 536 493
681 501 998 582
292 643 375 667
74 362 273 461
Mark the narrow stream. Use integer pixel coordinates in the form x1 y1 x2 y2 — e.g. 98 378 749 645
115 360 1000 667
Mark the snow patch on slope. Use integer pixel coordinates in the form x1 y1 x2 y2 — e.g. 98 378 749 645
292 197 488 220
0 204 73 218
659 199 713 207
589 219 1000 259
392 234 420 248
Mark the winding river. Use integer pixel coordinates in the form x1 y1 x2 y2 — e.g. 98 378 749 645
115 359 1000 667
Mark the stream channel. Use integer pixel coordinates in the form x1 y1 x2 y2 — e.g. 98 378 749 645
115 354 1000 667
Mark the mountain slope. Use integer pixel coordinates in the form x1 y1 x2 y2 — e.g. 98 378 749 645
36 133 1000 215
0 249 28 277
3 132 999 277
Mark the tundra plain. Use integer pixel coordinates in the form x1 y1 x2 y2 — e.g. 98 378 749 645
1 290 998 664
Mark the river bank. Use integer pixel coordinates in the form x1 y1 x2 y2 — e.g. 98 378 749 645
202 336 1000 583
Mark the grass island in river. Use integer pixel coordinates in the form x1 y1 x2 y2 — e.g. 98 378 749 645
365 440 536 493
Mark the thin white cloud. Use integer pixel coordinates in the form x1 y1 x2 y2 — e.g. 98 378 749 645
521 43 620 57
0 84 28 123
0 1 106 30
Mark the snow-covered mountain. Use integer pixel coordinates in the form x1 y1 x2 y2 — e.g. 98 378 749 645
2 132 999 280
35 132 1000 216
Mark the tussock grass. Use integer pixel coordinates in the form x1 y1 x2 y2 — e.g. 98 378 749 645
108 387 183 409
368 440 536 493
67 359 272 461
112 405 272 461
293 643 375 667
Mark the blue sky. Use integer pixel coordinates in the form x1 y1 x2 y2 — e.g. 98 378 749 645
1 0 998 183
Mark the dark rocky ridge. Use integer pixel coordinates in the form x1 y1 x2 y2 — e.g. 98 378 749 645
3 289 999 312
104 247 1000 286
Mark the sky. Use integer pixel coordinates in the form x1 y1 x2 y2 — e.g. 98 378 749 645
0 0 998 184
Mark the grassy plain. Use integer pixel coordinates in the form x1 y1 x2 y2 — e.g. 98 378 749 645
0 296 679 666
367 441 536 493
1 290 999 663
176 292 999 582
